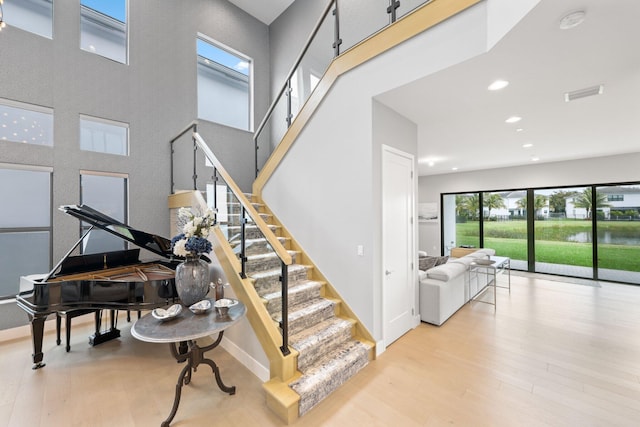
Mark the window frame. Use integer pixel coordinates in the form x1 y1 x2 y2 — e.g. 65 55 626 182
196 34 254 132
79 114 129 156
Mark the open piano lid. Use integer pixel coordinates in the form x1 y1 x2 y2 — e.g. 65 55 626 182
60 204 173 259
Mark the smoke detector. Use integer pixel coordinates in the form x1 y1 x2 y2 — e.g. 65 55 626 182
559 10 586 30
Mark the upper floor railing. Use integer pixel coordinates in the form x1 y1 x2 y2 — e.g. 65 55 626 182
253 0 435 177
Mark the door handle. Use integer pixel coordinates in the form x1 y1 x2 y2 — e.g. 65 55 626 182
385 269 393 276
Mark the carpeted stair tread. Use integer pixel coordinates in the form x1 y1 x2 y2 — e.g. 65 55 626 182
289 340 370 415
245 250 299 275
250 264 311 296
262 280 323 316
272 297 335 336
227 223 280 241
230 236 289 256
290 317 354 372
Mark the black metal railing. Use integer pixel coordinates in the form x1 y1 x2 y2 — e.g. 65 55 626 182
253 0 435 177
171 123 292 355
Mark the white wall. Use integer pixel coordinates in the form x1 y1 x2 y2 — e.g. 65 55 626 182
262 2 493 344
418 152 640 254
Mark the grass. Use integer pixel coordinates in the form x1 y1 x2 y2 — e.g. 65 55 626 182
455 219 640 272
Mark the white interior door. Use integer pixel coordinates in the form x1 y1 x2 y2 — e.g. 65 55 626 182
382 145 415 346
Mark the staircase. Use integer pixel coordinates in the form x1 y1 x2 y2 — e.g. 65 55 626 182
224 194 375 417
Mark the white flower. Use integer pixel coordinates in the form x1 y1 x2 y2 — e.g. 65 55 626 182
183 221 197 237
172 239 189 257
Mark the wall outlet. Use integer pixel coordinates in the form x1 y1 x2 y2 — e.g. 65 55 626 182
357 245 364 256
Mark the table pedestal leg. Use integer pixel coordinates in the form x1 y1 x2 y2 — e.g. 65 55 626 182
162 332 234 426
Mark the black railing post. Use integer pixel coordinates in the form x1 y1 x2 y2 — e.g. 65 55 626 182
285 79 293 128
332 1 342 57
191 137 198 190
170 141 175 194
240 207 247 279
280 262 290 356
387 0 400 23
212 167 218 221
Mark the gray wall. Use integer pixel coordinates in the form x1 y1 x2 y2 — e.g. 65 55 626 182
0 0 269 264
418 152 640 255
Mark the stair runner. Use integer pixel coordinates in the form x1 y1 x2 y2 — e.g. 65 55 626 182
226 197 372 416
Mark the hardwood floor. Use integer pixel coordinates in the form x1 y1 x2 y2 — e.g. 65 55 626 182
2 274 640 426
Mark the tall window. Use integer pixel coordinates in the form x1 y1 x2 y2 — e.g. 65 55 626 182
2 0 53 39
80 0 127 64
197 36 252 131
80 115 128 155
0 98 53 146
79 172 127 254
0 165 51 298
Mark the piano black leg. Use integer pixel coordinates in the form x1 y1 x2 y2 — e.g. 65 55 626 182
30 315 46 369
56 314 61 346
89 309 121 346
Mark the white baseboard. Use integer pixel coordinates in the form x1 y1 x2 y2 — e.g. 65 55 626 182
375 339 386 357
221 336 270 382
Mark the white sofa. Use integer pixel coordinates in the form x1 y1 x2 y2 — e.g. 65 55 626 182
418 248 495 325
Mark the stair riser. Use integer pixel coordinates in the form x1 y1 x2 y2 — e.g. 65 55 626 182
288 302 335 336
225 213 271 227
295 326 352 372
246 253 296 275
292 343 370 416
226 202 263 214
252 267 309 296
241 239 287 256
266 284 322 317
227 225 278 240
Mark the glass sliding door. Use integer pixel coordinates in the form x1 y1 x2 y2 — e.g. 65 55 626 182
595 184 640 284
535 187 592 278
483 191 528 270
442 193 480 254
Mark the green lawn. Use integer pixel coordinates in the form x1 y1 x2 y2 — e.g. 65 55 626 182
455 219 640 272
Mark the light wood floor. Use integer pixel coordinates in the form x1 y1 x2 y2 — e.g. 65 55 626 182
2 274 640 426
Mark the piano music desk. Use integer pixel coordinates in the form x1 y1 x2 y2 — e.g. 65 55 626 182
131 300 246 427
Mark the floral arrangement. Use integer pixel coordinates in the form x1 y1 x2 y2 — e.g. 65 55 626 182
171 207 216 257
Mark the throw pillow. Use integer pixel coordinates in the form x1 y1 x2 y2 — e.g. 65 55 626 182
419 255 438 271
435 255 449 266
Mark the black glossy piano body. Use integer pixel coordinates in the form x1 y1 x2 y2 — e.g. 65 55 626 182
16 205 181 369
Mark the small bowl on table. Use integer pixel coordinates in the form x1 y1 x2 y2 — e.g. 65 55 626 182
214 298 238 316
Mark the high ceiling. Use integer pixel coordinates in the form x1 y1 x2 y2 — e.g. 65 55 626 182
376 0 640 176
233 0 640 177
228 0 295 25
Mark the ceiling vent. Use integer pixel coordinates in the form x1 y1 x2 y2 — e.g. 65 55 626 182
564 85 604 102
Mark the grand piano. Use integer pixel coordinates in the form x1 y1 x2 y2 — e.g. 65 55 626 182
16 205 182 369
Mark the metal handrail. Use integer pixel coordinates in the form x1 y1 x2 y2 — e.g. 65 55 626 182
253 0 337 175
193 132 293 266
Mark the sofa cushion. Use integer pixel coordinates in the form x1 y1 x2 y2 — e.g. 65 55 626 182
450 256 474 267
418 270 428 281
426 262 466 281
476 248 496 256
467 251 488 259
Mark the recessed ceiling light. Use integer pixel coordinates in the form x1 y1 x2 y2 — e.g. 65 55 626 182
523 143 533 148
505 116 522 124
488 80 509 91
559 10 586 30
516 128 524 132
428 162 435 167
531 157 540 162
452 167 458 171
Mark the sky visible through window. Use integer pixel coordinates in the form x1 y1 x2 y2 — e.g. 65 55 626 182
197 39 249 76
81 0 126 22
